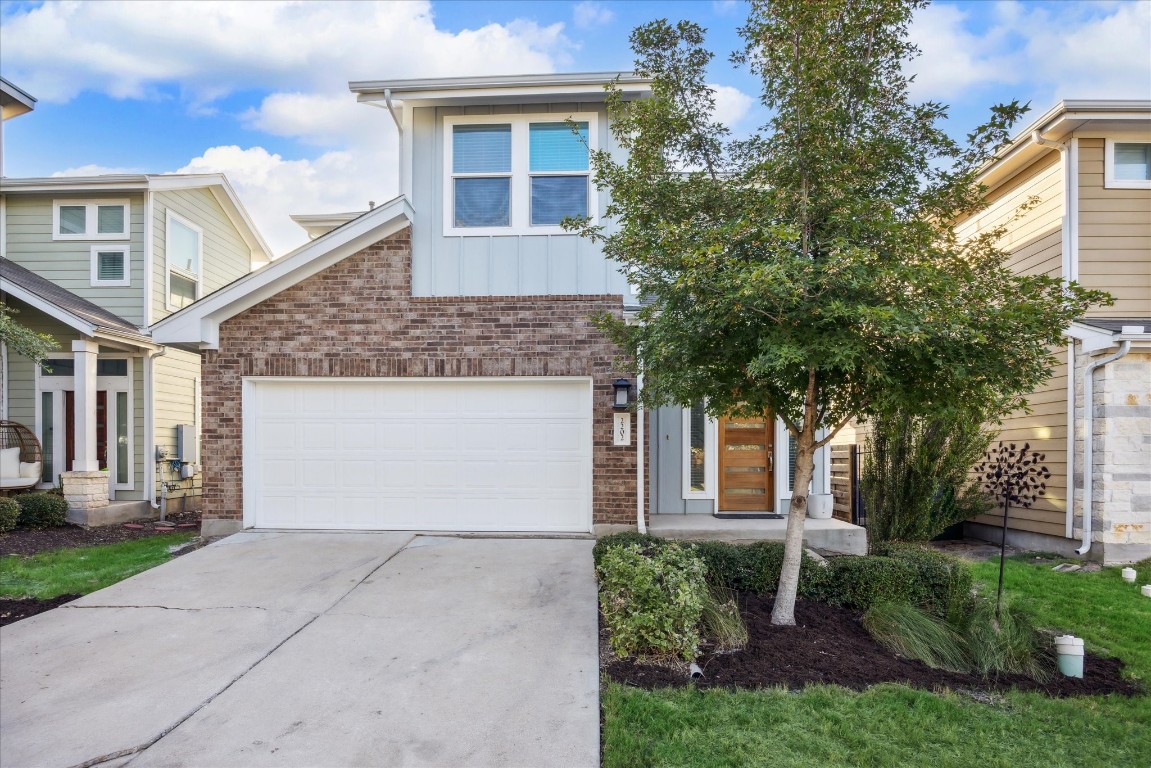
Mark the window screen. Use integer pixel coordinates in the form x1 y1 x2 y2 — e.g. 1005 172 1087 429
97 205 125 234
453 125 511 174
529 122 589 226
529 122 589 172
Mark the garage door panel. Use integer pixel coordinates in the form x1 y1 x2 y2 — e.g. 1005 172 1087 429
248 379 592 532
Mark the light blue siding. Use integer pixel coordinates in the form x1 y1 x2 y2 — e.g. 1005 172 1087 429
649 406 713 515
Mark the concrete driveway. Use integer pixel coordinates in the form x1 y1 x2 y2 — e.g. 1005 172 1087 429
0 532 599 768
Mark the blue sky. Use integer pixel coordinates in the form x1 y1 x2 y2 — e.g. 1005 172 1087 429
2 0 1149 254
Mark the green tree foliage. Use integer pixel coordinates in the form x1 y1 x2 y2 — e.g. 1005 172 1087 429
0 304 58 367
573 0 1110 625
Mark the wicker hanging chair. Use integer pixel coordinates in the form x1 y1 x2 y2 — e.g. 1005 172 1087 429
0 420 44 493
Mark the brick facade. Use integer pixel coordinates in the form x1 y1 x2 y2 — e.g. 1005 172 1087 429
199 228 638 529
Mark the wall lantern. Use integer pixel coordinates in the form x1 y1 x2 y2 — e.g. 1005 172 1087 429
612 378 632 410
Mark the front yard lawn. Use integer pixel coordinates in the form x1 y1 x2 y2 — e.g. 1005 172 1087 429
0 533 196 600
603 555 1151 768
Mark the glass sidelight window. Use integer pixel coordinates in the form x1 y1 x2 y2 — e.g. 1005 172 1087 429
688 401 707 492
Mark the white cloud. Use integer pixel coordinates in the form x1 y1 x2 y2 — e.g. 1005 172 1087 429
909 1 1151 103
51 164 143 177
573 2 615 29
710 84 754 128
711 0 740 15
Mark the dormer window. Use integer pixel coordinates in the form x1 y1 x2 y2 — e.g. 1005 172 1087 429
444 113 596 235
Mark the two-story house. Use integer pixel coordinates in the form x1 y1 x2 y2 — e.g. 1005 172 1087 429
151 73 847 544
950 101 1150 564
1 152 272 521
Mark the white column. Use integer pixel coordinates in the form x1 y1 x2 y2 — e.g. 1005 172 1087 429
72 339 99 472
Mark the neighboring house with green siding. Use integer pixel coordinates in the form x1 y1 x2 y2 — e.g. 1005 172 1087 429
1 173 271 523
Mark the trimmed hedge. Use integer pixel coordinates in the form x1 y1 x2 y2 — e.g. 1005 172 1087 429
593 533 971 615
0 496 19 533
15 492 69 530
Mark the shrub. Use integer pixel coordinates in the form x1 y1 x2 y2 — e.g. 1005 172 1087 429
863 602 971 673
0 497 20 533
871 543 974 619
596 542 709 660
700 583 748 652
593 531 665 567
960 600 1054 682
15 492 69 529
825 556 920 610
862 405 994 543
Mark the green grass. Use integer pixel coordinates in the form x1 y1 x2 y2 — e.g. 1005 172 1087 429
603 555 1151 768
0 533 196 599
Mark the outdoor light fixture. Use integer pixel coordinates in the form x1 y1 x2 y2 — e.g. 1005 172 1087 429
612 378 632 410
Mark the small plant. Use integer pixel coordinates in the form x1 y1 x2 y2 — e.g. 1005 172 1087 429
960 599 1053 682
596 542 709 661
15 492 69 529
0 497 20 533
863 602 971 673
700 583 748 652
593 531 664 566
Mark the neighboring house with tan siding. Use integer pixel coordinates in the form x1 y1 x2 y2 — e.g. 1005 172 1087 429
1 93 271 523
954 100 1151 564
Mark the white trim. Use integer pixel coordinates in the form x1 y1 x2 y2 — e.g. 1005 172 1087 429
442 113 599 237
143 189 154 325
51 199 130 241
681 404 717 500
1104 137 1151 189
89 244 131 287
1 341 8 420
0 279 96 337
1068 137 1079 281
1066 344 1076 538
165 210 203 311
241 376 596 533
1 194 7 258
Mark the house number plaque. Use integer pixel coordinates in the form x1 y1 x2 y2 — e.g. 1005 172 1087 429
613 413 631 446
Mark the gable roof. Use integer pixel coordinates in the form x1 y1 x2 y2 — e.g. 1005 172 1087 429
0 257 154 348
0 173 273 263
150 196 413 350
0 77 36 120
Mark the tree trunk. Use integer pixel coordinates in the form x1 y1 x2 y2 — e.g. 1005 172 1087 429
771 374 820 627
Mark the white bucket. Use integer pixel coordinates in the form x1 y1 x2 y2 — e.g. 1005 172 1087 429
806 493 834 520
1142 585 1151 598
1121 567 1137 583
1055 635 1084 679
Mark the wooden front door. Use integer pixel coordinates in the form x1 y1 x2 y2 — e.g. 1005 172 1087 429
719 414 774 512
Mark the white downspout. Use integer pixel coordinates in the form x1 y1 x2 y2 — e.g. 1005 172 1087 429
636 370 646 534
144 347 167 510
1077 340 1131 555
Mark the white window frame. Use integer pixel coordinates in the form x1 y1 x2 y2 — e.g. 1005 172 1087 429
165 210 204 311
34 356 135 492
89 244 131 287
442 112 599 237
52 199 130 240
1104 138 1151 190
681 403 718 500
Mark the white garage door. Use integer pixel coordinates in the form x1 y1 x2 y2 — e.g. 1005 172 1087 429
245 378 593 532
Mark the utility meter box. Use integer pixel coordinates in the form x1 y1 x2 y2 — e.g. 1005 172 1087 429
176 424 199 464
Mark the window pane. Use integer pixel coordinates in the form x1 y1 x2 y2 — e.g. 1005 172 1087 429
41 392 54 482
97 205 125 234
531 175 588 225
170 273 197 308
43 359 75 377
96 250 125 281
116 392 129 484
530 122 589 172
453 124 511 174
787 434 797 491
454 177 511 227
59 205 86 235
1115 143 1151 181
97 359 128 376
689 402 706 492
170 218 200 275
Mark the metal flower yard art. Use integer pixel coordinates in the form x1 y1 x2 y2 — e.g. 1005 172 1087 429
975 442 1051 619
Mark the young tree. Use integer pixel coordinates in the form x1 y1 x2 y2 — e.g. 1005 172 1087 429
0 304 57 367
575 0 1109 625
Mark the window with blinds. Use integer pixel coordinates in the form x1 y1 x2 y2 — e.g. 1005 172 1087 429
90 245 129 285
529 122 589 226
54 200 129 239
452 124 512 228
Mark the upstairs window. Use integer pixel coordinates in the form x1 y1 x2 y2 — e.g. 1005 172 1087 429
90 245 130 286
166 212 202 310
444 114 596 235
53 200 129 240
1104 139 1151 189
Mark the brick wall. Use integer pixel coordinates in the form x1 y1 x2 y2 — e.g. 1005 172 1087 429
200 228 638 528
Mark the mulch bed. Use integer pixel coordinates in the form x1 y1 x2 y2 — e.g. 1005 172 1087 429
0 509 201 557
604 594 1140 698
0 594 83 627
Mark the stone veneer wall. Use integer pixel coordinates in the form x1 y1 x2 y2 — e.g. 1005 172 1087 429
199 228 638 529
1072 344 1151 563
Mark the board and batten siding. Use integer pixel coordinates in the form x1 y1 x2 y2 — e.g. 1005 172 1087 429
955 150 1068 536
1076 138 1151 317
152 347 201 500
3 193 147 325
410 102 634 299
152 187 253 322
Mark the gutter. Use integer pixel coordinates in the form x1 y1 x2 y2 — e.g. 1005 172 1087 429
144 347 167 510
1077 340 1131 555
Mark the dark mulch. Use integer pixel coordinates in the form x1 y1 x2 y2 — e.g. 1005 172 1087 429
0 509 201 557
0 594 83 627
605 594 1140 698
